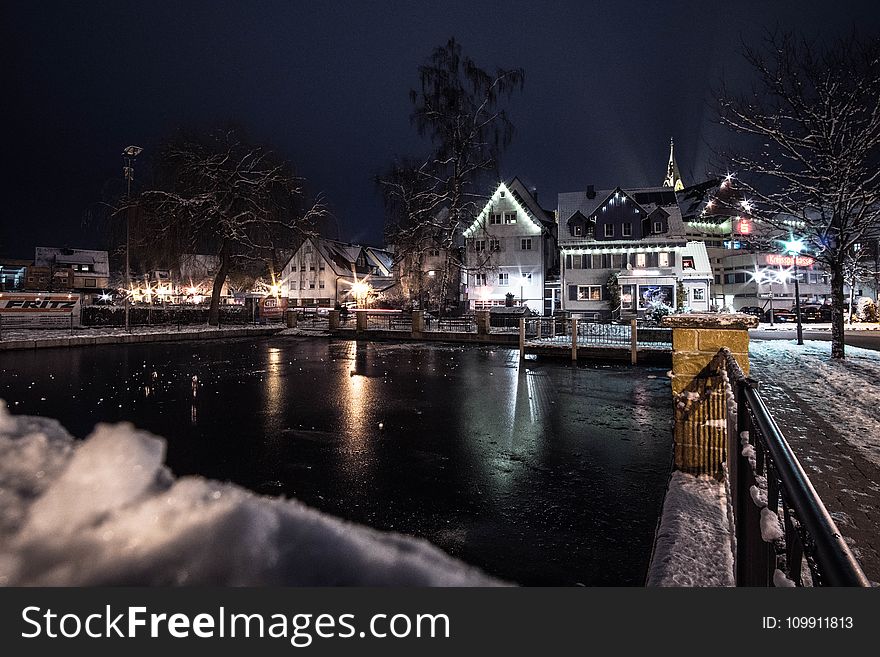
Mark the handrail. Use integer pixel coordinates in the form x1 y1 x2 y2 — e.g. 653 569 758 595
719 348 869 587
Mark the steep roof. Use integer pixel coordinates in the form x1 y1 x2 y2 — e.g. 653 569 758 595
464 178 555 237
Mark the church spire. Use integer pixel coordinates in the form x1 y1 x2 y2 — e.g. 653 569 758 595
662 137 684 191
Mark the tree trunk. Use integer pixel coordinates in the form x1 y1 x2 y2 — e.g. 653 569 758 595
208 252 230 326
830 261 846 359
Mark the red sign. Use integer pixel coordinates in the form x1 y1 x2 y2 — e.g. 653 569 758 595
766 254 814 267
737 218 752 234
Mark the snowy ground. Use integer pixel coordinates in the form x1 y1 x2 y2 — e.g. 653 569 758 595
749 340 880 468
0 323 279 343
0 401 500 586
753 322 880 331
647 471 735 587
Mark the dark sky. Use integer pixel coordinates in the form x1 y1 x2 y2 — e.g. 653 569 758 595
2 0 878 258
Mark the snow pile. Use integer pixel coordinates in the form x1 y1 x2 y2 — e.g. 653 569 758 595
647 471 735 587
749 340 880 468
0 402 500 586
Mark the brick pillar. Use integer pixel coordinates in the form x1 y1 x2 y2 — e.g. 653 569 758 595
411 310 424 335
328 310 340 330
355 310 367 333
661 313 758 475
285 310 297 328
476 310 490 335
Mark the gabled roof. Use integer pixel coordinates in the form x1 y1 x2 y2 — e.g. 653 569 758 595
285 237 394 280
463 178 554 237
589 187 651 219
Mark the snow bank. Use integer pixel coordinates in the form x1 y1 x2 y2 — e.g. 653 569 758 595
0 401 500 586
647 471 735 587
749 340 880 468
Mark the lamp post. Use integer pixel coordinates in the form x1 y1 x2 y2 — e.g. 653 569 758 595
785 238 805 345
122 145 143 331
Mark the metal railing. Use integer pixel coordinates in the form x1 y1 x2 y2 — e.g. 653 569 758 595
520 317 672 349
363 312 413 332
715 348 869 587
425 316 476 333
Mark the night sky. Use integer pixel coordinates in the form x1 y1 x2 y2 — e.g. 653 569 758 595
2 0 877 258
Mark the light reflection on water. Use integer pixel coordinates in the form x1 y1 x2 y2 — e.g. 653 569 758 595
1 337 673 585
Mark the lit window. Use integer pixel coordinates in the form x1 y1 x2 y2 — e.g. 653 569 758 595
498 273 509 286
504 212 517 224
658 252 669 267
521 238 532 250
577 285 602 301
604 224 614 237
635 253 646 268
475 273 487 286
573 224 583 236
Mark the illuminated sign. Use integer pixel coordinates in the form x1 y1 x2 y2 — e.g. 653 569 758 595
737 218 752 234
766 254 814 267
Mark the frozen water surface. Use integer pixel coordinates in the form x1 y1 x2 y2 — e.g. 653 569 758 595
1 337 673 585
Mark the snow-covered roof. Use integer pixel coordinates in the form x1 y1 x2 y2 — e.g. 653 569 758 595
679 241 713 278
463 178 554 238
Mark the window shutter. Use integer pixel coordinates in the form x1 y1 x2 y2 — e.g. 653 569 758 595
648 252 658 267
565 254 572 270
568 285 578 301
668 252 676 267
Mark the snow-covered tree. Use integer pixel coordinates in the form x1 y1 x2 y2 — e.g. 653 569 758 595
379 38 524 314
717 31 880 358
133 128 324 325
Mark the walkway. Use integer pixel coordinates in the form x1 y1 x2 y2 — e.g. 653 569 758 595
749 340 880 584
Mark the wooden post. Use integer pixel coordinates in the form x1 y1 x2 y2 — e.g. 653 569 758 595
571 318 578 361
519 318 525 359
630 318 638 365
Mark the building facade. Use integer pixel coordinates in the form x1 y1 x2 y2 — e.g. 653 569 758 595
32 247 110 303
281 237 394 307
462 178 557 313
557 185 712 319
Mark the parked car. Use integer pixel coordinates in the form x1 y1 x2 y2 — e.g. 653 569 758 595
739 306 764 319
764 307 796 323
799 304 832 322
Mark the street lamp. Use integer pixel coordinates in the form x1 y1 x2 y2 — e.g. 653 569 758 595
122 145 143 331
784 238 805 345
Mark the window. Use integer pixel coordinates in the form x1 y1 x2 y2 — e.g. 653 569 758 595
635 253 646 268
309 264 315 271
319 280 325 289
84 278 97 287
300 281 306 289
300 265 306 272
622 223 632 237
309 281 316 289
475 239 486 252
572 254 582 269
604 224 614 237
474 273 487 286
577 285 602 301
504 212 517 224
585 224 594 237
521 238 532 250
681 256 695 270
498 273 509 286
490 213 502 225
692 288 705 301
319 262 325 270
658 252 669 267
490 239 500 251
714 275 721 285
653 221 663 233
522 273 532 283
573 224 583 236
305 244 312 254
429 249 440 257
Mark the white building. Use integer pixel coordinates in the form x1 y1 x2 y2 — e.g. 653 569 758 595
280 237 394 308
557 185 713 319
462 178 557 313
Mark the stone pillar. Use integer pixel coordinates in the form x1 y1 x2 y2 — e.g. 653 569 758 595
355 310 367 333
328 310 340 330
285 310 297 328
661 313 758 475
475 310 490 335
411 310 424 335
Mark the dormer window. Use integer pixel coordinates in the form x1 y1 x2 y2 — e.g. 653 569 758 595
653 221 664 234
573 225 582 237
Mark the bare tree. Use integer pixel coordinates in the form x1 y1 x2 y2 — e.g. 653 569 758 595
133 128 324 325
717 31 880 358
379 38 524 313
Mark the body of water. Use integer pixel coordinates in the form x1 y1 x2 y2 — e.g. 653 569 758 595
1 337 673 585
